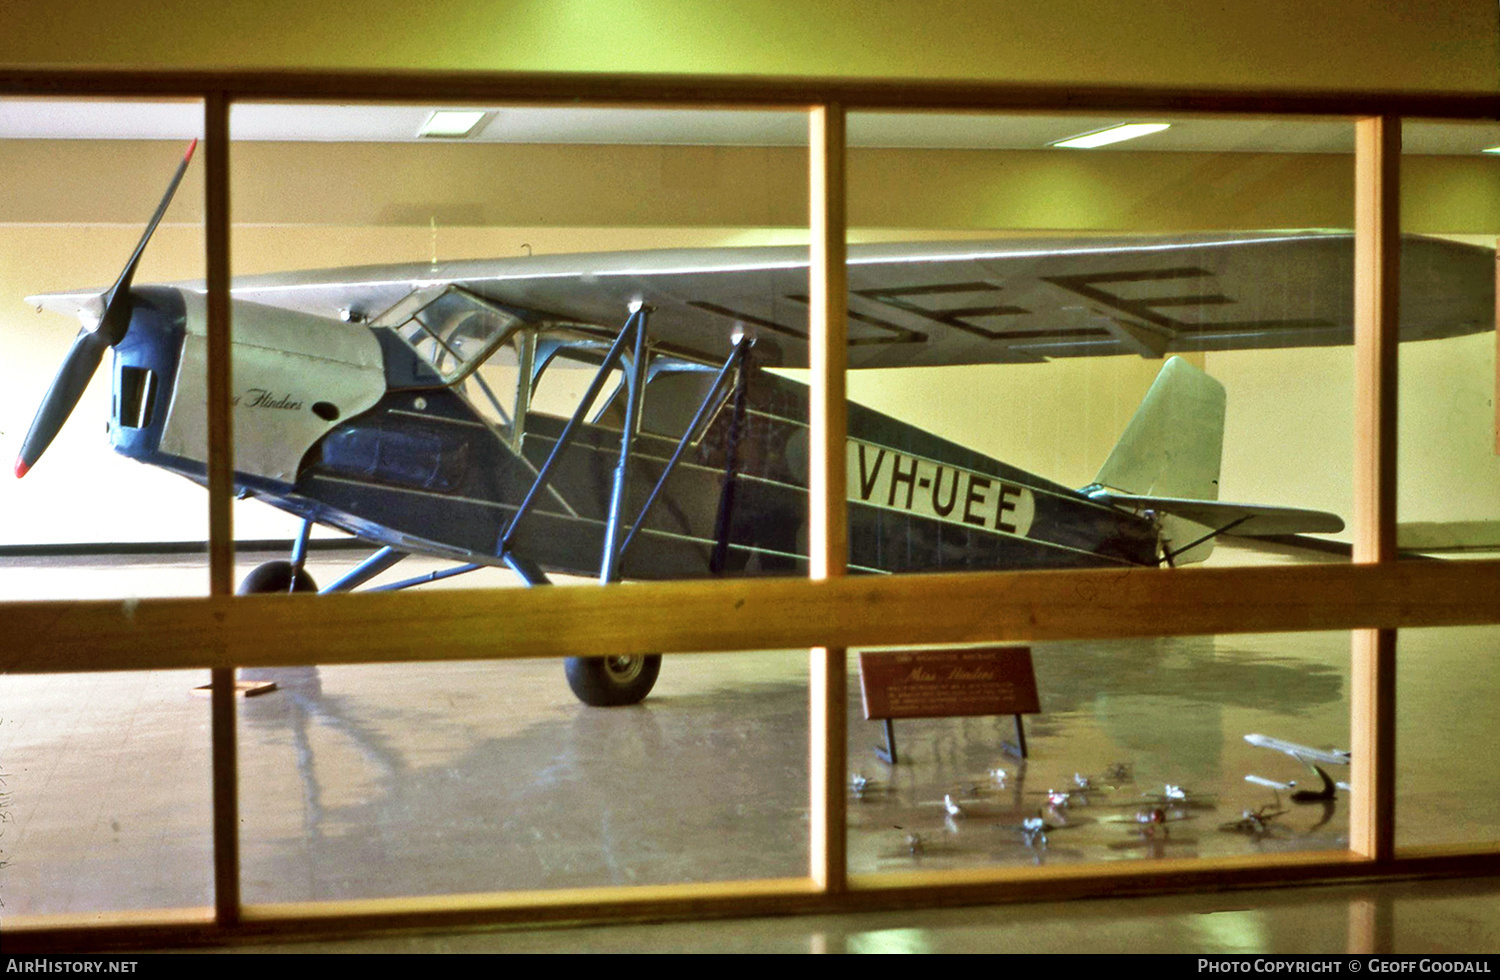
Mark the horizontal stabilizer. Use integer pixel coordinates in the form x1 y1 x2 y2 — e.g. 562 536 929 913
1091 492 1345 537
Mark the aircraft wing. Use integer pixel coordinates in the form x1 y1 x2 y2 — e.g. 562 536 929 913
32 232 1490 369
139 230 1489 370
1089 492 1346 536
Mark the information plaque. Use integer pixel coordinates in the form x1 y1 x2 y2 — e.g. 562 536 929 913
858 646 1040 763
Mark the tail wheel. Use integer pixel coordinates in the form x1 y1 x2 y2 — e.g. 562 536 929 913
238 560 318 595
564 654 661 707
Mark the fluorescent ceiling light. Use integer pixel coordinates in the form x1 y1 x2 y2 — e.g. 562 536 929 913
1483 146 1500 155
417 110 489 139
1051 122 1171 149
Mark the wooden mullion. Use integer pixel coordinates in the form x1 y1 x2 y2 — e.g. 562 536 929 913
5 847 1500 951
203 90 241 927
2 69 1500 121
8 560 1500 674
1352 115 1401 567
1350 115 1400 863
808 103 849 893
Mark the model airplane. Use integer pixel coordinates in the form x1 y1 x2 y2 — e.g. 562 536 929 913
1219 802 1289 839
1244 733 1352 802
16 145 1489 706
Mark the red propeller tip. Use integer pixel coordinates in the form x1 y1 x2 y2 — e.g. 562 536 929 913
185 138 198 162
14 457 29 479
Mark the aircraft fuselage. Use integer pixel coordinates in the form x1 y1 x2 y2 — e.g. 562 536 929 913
106 285 1161 579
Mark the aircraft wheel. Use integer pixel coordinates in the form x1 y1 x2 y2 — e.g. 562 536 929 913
238 560 318 595
564 654 661 707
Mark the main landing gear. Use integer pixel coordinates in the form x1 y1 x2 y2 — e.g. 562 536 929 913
238 559 318 595
237 551 663 707
564 654 662 708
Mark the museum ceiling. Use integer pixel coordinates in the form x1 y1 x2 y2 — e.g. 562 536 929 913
0 100 1495 154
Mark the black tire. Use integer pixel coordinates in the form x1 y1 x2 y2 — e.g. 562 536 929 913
238 560 318 595
564 654 661 707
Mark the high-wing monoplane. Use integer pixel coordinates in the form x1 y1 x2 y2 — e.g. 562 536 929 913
17 146 1490 705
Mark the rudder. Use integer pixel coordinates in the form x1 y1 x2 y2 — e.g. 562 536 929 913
1091 356 1226 503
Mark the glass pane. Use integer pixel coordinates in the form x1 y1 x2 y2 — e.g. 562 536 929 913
1396 119 1498 557
223 103 809 592
838 111 1355 576
0 100 210 600
237 645 807 901
1397 626 1500 850
847 633 1352 872
1392 119 1499 851
228 104 812 901
0 98 215 918
0 670 212 916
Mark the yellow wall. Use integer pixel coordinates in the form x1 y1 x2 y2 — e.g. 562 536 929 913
3 139 1495 234
0 0 1495 92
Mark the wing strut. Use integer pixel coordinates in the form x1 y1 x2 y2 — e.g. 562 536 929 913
495 305 649 567
366 562 485 592
708 340 752 575
598 306 653 584
494 305 753 585
616 335 753 570
318 546 409 593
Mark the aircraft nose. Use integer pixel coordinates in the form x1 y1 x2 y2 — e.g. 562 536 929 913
14 140 194 478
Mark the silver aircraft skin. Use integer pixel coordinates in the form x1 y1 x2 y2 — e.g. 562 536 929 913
14 145 1491 705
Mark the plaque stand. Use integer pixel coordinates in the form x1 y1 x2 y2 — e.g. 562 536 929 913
877 719 898 764
876 714 1029 765
1004 713 1028 760
859 646 1041 767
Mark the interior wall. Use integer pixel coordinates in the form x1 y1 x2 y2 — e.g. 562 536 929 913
0 0 1494 93
3 140 1497 233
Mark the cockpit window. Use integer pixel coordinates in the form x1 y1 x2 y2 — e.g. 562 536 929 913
375 285 522 385
416 316 729 451
464 340 527 434
525 341 728 437
531 345 625 426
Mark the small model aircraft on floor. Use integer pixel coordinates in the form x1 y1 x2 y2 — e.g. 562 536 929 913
1219 802 1290 839
16 145 1489 705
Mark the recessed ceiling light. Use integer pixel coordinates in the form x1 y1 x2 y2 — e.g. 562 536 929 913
1051 122 1171 149
417 110 490 139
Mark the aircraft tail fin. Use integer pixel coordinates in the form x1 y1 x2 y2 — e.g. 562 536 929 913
1088 357 1226 564
1093 356 1225 502
1087 358 1345 564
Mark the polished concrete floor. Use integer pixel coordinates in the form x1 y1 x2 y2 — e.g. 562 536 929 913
1 550 1498 952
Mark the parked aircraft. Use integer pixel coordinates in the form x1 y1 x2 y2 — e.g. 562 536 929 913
17 145 1489 705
